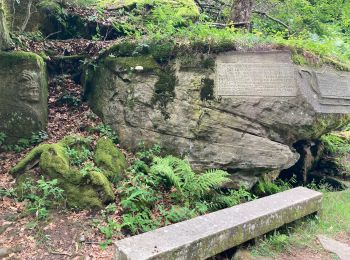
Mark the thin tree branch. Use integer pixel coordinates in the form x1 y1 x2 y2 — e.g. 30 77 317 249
252 10 290 32
20 0 33 32
45 30 62 40
11 0 16 30
208 21 250 28
193 0 203 11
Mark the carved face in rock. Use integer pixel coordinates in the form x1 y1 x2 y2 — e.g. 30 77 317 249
18 70 40 103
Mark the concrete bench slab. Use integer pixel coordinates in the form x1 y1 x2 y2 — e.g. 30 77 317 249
115 187 322 260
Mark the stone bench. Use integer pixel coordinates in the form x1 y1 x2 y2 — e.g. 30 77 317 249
115 187 322 260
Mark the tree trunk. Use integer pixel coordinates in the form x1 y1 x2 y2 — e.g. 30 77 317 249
0 0 13 51
230 0 256 28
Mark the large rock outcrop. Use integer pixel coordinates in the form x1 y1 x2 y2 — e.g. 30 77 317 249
84 50 350 188
0 51 48 144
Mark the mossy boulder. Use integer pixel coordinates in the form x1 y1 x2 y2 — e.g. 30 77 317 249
11 136 116 209
94 137 127 182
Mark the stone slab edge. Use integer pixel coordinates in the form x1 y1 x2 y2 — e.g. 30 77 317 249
115 187 322 260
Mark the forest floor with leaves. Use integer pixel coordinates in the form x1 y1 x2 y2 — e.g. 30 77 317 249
0 75 123 259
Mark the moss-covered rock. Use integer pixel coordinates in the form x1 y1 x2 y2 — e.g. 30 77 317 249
11 136 116 209
94 137 127 183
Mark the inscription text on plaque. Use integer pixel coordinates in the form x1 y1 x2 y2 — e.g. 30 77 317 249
316 72 350 99
216 62 297 97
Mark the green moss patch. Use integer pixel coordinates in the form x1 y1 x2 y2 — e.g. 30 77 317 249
10 135 125 209
94 137 127 183
0 51 45 68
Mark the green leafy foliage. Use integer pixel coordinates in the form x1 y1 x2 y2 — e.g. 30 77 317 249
306 179 333 193
79 161 102 176
65 146 92 166
150 156 230 199
0 131 49 153
254 179 293 197
95 123 119 143
252 0 350 62
18 177 65 221
116 145 255 235
321 133 350 155
99 219 122 249
0 187 16 199
136 141 161 163
320 132 350 178
100 0 350 70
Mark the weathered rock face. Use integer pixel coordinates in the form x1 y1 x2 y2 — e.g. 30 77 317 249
0 51 48 144
84 51 350 188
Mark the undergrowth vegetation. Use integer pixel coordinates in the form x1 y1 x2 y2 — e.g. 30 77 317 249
0 177 65 227
115 144 255 236
0 131 49 153
23 0 350 68
89 0 350 69
321 130 350 178
18 178 65 223
251 189 350 258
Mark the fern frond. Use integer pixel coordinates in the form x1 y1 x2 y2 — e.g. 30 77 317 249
150 156 183 192
193 169 230 196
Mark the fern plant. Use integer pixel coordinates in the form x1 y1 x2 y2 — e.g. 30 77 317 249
150 155 230 201
117 151 255 235
321 133 350 155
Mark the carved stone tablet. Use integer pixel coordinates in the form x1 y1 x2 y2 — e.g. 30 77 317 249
216 52 297 97
316 70 350 99
0 52 48 144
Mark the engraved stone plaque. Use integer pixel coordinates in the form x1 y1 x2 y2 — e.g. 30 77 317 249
298 67 350 113
216 52 297 97
316 70 350 99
